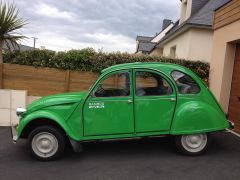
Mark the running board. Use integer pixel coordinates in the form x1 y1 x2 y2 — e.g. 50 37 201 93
84 135 168 143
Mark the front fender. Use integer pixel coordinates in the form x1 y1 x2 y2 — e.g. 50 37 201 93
170 101 229 135
17 110 79 140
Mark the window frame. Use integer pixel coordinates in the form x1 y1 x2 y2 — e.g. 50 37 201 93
92 70 132 98
171 70 201 95
134 69 174 97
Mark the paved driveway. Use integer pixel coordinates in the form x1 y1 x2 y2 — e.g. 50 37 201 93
0 127 240 180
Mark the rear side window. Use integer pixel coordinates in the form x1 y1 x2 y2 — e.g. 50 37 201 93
171 71 200 94
136 71 172 96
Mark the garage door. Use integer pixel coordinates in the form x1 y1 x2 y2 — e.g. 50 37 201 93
229 44 240 133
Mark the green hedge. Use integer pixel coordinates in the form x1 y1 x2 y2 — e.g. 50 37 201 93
3 48 209 82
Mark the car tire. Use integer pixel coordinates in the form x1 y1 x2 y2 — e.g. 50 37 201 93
28 125 66 161
175 133 209 155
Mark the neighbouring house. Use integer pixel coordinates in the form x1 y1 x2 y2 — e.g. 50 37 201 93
209 0 240 133
136 19 174 54
136 0 229 62
3 41 34 52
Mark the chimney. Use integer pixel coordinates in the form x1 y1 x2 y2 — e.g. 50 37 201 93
162 19 172 31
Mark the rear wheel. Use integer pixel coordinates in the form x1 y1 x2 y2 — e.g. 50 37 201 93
28 126 66 161
175 133 209 155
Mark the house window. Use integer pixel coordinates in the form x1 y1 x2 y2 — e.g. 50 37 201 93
170 46 176 58
158 48 163 56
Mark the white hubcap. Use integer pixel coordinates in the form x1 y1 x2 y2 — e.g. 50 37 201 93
181 134 207 153
32 132 58 158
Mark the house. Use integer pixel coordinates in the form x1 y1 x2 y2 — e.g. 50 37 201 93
3 41 34 52
209 0 240 133
136 19 174 54
136 0 229 62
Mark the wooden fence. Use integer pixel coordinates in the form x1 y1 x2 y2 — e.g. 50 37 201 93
0 63 99 96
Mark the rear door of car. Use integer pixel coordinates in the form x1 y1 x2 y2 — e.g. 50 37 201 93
133 69 177 133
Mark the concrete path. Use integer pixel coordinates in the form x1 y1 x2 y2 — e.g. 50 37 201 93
0 127 240 180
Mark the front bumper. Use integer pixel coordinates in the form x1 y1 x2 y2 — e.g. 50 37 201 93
11 125 18 143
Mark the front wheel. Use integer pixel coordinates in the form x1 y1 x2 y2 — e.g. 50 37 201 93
175 133 209 155
28 126 66 161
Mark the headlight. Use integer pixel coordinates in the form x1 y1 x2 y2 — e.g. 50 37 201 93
16 107 26 117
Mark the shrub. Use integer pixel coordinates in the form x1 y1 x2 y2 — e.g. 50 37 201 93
3 48 209 82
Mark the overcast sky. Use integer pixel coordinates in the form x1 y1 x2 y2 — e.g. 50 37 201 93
12 0 180 53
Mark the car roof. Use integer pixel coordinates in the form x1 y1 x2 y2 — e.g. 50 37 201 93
101 62 193 75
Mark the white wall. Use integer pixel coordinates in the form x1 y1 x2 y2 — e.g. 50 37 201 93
180 0 192 24
0 89 41 126
162 30 191 59
188 28 213 62
0 90 27 126
152 28 213 62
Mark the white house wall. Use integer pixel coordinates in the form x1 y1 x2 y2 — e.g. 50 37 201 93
162 30 191 59
152 28 213 62
188 28 213 62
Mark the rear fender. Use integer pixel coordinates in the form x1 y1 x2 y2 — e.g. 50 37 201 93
170 101 229 135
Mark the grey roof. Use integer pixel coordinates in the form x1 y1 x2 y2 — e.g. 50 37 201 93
136 36 153 42
189 0 230 26
191 0 209 16
162 19 173 31
138 42 156 52
156 0 230 48
3 41 34 52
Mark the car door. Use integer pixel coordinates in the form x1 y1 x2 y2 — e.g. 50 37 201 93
83 70 134 136
133 69 176 133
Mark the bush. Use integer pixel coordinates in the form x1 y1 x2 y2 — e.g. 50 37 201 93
3 48 209 82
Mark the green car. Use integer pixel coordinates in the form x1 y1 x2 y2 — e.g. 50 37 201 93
11 62 232 160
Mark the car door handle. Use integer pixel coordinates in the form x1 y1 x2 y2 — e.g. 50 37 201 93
170 98 176 102
127 100 133 104
238 97 240 102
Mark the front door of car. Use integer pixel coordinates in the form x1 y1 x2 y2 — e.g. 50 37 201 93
83 70 134 136
133 69 176 133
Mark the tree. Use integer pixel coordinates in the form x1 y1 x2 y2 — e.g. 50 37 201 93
0 1 27 63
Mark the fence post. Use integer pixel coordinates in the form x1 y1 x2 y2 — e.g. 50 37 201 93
0 63 3 89
65 70 70 92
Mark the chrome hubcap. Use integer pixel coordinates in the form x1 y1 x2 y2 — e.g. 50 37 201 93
181 134 207 153
32 132 58 158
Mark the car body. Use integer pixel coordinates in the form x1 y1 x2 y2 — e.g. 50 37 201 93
12 62 231 160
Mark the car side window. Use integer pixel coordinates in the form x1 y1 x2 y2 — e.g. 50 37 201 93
135 71 172 96
171 71 200 94
94 72 130 97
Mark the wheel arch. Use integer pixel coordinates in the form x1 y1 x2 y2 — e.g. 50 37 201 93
170 101 229 135
17 110 80 140
20 118 67 139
